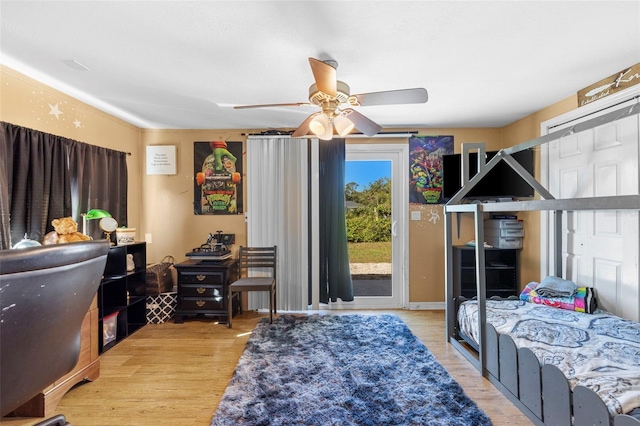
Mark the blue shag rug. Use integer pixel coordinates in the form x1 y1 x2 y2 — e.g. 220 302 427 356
211 314 492 426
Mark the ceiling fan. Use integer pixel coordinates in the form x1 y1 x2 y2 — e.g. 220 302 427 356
234 57 429 140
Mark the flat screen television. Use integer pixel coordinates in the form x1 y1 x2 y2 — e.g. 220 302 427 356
442 149 535 200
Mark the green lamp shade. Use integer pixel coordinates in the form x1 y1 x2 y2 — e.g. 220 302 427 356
85 209 112 219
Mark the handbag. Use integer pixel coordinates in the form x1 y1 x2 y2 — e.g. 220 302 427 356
145 255 175 295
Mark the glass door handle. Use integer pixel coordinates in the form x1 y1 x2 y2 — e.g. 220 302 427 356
392 221 398 237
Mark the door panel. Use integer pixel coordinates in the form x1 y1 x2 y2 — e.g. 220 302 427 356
334 144 408 309
548 114 639 320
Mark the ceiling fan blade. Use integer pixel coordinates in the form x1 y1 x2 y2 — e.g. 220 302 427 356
309 57 337 97
234 102 311 109
352 88 428 106
342 109 383 137
291 112 320 137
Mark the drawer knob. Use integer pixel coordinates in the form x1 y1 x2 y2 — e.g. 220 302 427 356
196 275 206 281
196 300 205 307
197 287 206 294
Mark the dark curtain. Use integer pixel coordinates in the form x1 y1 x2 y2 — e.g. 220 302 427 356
2 122 72 245
0 130 12 249
67 141 128 240
318 138 354 303
1 122 128 246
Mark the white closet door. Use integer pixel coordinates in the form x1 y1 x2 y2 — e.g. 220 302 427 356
548 114 639 320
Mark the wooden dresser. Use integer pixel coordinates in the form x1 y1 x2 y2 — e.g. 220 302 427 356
174 258 238 324
10 297 100 417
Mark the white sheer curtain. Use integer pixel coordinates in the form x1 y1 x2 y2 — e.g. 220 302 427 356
246 136 309 311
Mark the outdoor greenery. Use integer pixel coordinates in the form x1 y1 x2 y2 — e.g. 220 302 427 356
345 177 391 243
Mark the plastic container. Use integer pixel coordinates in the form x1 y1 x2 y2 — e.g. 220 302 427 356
484 219 523 229
485 236 523 249
102 312 118 346
485 228 525 237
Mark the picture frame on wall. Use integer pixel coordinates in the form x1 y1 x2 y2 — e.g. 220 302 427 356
193 141 243 215
146 145 177 175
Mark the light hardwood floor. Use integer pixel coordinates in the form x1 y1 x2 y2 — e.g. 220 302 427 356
1 310 533 426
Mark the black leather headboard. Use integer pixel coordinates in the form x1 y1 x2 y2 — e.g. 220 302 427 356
0 240 110 417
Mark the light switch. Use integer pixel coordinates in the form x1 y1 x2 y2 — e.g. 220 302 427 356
145 233 153 243
411 211 421 221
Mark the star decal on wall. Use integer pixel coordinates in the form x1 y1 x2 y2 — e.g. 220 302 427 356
48 103 64 119
73 119 82 128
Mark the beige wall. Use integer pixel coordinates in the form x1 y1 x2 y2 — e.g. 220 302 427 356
414 129 505 303
140 130 253 263
0 65 143 239
1 64 584 305
500 95 577 289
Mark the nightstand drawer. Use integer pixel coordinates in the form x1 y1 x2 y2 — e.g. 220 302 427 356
180 283 224 298
178 271 224 285
179 297 224 311
173 258 237 323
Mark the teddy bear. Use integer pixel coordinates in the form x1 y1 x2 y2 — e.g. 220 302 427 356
42 216 91 245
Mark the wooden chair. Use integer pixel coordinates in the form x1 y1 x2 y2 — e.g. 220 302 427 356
228 246 277 328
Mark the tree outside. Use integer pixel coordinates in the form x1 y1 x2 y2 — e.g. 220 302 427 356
345 177 391 263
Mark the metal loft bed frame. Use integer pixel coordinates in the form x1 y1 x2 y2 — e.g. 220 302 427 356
443 101 640 426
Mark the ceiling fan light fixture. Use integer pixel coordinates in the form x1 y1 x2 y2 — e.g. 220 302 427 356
235 57 429 140
309 113 330 136
333 114 355 137
319 128 333 141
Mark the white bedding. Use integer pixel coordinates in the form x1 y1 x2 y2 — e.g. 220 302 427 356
458 299 640 417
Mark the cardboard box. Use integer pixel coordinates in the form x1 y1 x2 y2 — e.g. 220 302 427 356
146 291 177 324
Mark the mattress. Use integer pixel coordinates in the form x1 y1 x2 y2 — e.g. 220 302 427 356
457 299 640 417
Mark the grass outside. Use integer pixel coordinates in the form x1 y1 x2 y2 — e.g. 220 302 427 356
348 241 391 263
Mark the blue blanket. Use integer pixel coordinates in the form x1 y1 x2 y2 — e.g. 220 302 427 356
535 275 577 298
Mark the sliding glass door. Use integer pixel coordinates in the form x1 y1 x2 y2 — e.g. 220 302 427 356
341 143 408 309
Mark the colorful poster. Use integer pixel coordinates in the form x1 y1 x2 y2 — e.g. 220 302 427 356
409 135 453 204
193 141 243 215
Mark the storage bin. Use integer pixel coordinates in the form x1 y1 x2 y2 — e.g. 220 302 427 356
485 219 523 229
146 291 178 324
103 312 118 345
486 236 523 249
485 228 525 237
116 228 136 245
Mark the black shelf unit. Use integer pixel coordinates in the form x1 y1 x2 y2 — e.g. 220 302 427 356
453 245 519 298
98 242 147 353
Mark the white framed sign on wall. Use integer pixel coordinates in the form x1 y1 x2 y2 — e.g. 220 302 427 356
146 145 177 175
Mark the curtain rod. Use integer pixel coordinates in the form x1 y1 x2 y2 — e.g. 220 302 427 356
346 132 418 138
243 130 419 138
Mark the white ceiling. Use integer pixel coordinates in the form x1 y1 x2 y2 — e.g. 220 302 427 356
1 1 639 132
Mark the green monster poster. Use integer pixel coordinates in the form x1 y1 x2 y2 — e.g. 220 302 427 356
409 135 453 204
193 141 243 215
